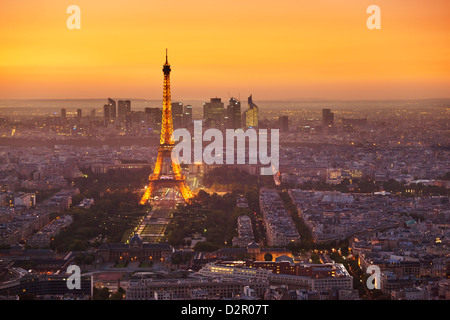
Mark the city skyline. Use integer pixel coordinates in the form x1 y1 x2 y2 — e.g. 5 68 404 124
1 0 449 101
0 1 449 304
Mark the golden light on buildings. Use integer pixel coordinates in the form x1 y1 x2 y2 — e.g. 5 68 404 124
140 51 193 205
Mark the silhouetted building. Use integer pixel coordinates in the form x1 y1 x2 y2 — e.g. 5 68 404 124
118 100 131 119
103 105 111 125
77 109 82 119
125 113 132 129
279 115 289 132
108 98 116 119
61 108 66 119
184 105 193 129
322 109 334 127
227 97 241 130
172 102 184 129
131 111 145 128
145 107 162 131
104 98 116 125
203 97 225 128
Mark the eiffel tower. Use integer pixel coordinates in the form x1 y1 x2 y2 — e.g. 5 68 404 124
140 50 193 205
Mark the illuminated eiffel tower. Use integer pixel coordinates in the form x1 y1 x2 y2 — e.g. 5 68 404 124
140 50 193 205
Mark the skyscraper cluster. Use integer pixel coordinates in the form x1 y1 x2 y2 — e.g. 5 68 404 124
203 95 259 130
103 98 152 131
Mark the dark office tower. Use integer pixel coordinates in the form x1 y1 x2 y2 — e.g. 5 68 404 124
279 115 289 132
131 111 145 127
90 109 96 119
118 100 131 119
104 98 116 125
203 97 224 128
104 104 111 125
172 102 184 129
108 98 116 119
322 108 334 127
227 97 241 130
77 109 82 119
61 108 67 119
145 107 162 129
184 105 193 128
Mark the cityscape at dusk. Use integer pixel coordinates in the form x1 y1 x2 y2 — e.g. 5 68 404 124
0 0 449 312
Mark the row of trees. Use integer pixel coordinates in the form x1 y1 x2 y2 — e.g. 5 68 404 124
50 192 146 252
167 193 254 250
202 167 258 189
73 167 152 200
49 166 154 252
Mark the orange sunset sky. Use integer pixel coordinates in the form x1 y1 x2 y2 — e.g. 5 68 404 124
0 0 449 100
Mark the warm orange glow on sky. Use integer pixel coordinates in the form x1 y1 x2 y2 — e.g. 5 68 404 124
0 0 449 100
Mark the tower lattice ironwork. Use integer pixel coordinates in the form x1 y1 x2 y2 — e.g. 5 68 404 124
140 50 193 205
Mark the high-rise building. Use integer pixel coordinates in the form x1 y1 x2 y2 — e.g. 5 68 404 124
130 111 145 128
184 105 193 128
108 98 117 119
90 109 96 119
322 109 334 127
227 97 241 130
145 107 162 130
243 95 259 128
118 100 131 119
203 97 225 128
104 105 111 125
279 115 289 132
77 109 82 119
125 112 133 129
172 102 184 129
104 98 116 125
61 108 66 119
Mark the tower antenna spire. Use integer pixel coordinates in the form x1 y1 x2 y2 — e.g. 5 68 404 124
165 48 168 63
